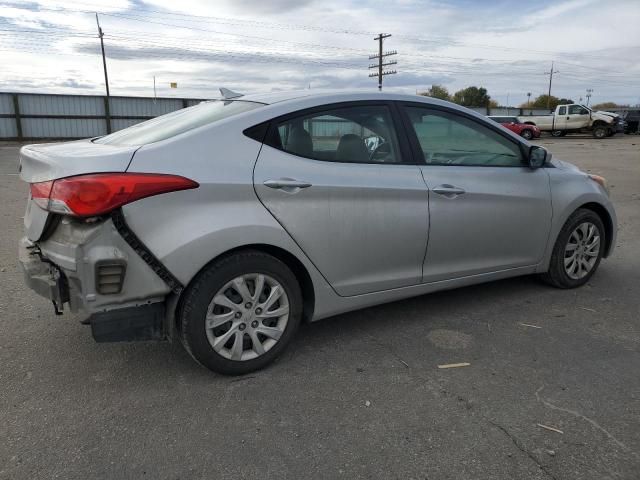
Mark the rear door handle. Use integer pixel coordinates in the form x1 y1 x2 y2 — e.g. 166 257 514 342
263 178 312 192
432 184 466 197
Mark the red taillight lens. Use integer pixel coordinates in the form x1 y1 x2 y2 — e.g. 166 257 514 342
30 173 199 217
30 179 53 209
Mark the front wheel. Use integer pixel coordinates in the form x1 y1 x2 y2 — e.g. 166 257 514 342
551 130 564 137
540 209 605 289
593 125 608 138
521 129 533 140
179 251 302 375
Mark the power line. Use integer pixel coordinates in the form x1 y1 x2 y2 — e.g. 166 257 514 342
21 4 640 63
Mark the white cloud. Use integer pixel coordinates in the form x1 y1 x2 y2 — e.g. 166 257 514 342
0 0 638 105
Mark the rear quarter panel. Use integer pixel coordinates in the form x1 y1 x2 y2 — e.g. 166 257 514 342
122 116 337 317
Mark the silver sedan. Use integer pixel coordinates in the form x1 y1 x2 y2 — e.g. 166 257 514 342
18 90 616 375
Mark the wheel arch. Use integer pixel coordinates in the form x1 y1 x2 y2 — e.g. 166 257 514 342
176 244 316 331
578 202 614 257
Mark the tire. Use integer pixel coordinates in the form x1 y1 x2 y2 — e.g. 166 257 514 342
551 130 564 137
521 129 533 140
179 250 303 375
593 125 608 138
540 209 605 289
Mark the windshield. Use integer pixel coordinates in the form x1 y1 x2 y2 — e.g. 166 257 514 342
94 100 264 146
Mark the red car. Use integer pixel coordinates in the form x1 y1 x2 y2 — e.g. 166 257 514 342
489 116 541 140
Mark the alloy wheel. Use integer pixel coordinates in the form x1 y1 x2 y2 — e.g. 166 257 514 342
564 222 600 280
205 274 289 361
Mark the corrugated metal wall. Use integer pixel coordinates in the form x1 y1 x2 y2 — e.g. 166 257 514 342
0 92 207 140
0 92 556 140
0 93 17 138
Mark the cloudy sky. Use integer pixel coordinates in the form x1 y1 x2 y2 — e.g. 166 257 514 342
1 0 639 106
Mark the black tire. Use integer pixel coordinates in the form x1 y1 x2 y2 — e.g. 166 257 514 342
179 250 303 375
551 130 564 137
593 125 608 138
540 209 606 289
521 129 533 140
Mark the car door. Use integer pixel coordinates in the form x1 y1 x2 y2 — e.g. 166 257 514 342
253 102 429 297
399 104 552 283
566 105 590 130
554 105 568 130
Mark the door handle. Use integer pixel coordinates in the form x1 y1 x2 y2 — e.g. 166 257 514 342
432 184 466 197
263 178 312 191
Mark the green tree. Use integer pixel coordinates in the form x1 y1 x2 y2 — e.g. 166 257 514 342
592 102 619 110
419 84 451 101
452 86 491 107
527 94 574 110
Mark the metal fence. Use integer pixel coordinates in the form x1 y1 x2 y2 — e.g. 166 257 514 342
0 92 206 140
0 92 554 141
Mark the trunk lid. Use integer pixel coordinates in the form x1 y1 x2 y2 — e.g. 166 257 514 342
19 139 138 183
19 140 138 241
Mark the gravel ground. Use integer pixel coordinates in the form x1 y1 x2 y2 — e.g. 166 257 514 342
0 135 639 480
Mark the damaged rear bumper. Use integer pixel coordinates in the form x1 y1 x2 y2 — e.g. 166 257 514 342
19 214 174 342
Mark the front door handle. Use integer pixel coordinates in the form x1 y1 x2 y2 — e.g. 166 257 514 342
263 178 312 193
432 184 466 197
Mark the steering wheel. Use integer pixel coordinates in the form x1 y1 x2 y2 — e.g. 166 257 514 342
369 141 391 162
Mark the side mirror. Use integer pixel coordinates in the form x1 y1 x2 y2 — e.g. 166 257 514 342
528 146 547 169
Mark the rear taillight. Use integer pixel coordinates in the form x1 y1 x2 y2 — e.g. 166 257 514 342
30 173 198 217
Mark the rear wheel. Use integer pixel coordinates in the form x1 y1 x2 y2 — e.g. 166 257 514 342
540 209 605 289
179 251 302 375
521 129 533 140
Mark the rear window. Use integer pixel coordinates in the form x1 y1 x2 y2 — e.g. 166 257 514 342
95 100 264 146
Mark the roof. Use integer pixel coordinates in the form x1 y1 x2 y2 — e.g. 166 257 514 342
235 89 444 106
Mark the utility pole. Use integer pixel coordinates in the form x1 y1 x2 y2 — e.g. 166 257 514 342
368 33 396 91
96 13 110 98
527 92 531 107
585 88 593 106
544 61 559 111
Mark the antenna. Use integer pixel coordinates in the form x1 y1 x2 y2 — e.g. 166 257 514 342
219 88 244 99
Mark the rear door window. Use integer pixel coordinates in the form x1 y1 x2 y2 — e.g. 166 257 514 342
271 105 402 164
95 100 263 146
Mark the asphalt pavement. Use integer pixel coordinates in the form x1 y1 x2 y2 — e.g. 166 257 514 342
1 135 639 479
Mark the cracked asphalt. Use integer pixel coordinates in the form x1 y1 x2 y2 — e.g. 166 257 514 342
1 135 639 479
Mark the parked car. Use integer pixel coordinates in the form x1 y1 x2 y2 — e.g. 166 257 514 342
519 104 620 138
488 116 541 140
623 109 640 134
18 90 616 375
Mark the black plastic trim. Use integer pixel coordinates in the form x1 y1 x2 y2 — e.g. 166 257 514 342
90 302 165 342
111 209 183 294
243 121 270 143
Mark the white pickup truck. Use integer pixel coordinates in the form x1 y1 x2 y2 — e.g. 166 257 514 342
518 104 620 138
